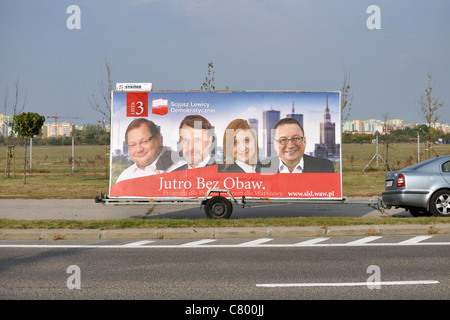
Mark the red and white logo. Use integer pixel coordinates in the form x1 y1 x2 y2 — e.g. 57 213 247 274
126 92 148 117
152 98 169 116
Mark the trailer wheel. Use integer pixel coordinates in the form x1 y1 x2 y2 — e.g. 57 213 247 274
204 196 233 219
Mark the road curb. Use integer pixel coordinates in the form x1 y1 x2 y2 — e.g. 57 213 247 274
1 224 450 240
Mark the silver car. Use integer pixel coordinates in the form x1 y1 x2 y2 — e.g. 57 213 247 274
382 155 450 217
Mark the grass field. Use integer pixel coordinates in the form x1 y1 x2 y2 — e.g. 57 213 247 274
0 145 109 198
1 143 449 199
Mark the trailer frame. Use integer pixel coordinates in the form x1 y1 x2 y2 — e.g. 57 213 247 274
95 189 385 218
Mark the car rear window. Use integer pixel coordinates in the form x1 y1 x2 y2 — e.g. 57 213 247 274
442 161 450 173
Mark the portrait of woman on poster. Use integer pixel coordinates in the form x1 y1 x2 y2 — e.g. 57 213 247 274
221 119 259 173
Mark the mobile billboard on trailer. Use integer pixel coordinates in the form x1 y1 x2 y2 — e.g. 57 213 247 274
105 90 342 218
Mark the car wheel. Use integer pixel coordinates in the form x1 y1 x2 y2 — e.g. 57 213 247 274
430 189 450 217
409 207 431 217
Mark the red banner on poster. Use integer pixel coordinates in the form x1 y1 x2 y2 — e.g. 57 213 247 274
110 165 341 199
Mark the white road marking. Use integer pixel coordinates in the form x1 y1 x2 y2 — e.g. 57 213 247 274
122 240 154 247
398 235 433 245
1 236 450 249
237 238 273 246
344 236 383 245
180 239 217 246
294 238 330 246
256 280 440 288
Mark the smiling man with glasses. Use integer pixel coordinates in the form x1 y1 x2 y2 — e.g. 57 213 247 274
115 118 173 183
258 118 335 173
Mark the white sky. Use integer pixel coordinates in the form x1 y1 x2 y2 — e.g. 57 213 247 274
1 0 449 126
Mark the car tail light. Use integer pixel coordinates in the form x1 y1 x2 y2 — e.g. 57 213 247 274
397 174 405 187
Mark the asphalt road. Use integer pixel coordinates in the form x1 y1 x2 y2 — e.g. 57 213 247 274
1 235 449 301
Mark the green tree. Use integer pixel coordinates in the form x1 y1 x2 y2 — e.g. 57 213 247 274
72 124 109 145
11 112 45 184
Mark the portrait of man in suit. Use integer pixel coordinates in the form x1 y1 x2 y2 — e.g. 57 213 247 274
167 114 216 171
115 118 174 183
258 117 335 173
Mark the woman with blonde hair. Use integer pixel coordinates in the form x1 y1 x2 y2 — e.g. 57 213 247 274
221 118 259 173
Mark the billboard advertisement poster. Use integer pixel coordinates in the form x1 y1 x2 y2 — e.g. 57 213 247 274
109 91 342 200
